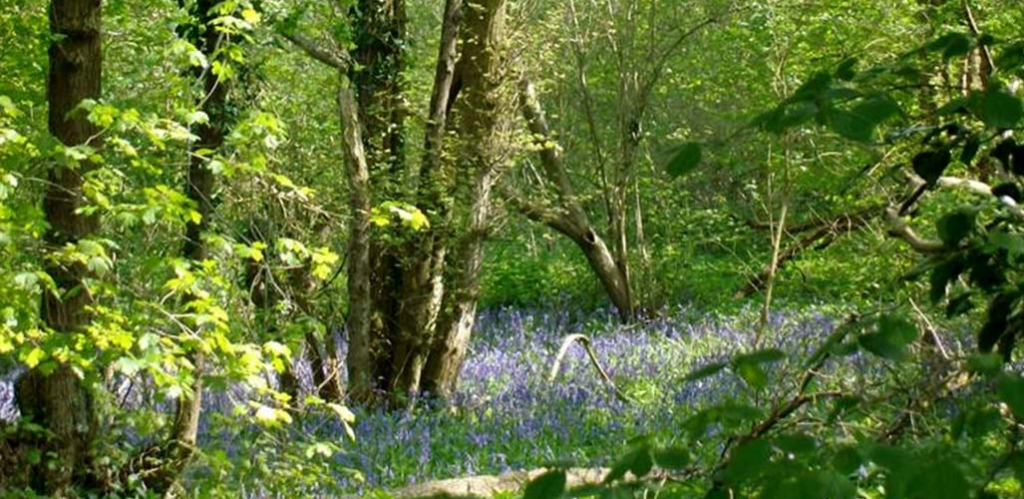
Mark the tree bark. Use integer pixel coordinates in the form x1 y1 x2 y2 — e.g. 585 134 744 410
172 0 230 471
13 0 103 494
510 79 634 315
388 0 464 405
339 77 376 403
420 0 508 400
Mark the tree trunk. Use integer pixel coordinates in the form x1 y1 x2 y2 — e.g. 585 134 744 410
13 0 103 494
420 0 508 399
383 0 463 405
165 0 229 480
511 79 635 316
339 76 376 403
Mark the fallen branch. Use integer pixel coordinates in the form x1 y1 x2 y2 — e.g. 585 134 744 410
549 334 634 403
384 467 609 499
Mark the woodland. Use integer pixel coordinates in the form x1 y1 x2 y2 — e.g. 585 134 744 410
1 0 1024 498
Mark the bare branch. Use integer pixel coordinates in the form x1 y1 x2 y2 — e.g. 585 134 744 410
886 208 945 254
279 30 352 70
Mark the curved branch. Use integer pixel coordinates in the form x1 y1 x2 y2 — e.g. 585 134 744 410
886 208 945 254
548 334 633 403
279 30 352 70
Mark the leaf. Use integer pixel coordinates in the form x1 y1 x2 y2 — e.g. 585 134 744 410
991 139 1017 170
998 374 1024 421
878 314 917 344
832 446 863 475
925 33 972 60
604 444 654 483
828 109 874 143
13 272 39 290
929 255 965 304
653 447 691 470
979 86 1024 129
912 149 952 185
916 458 970 499
524 469 565 499
683 361 727 382
936 209 975 246
722 439 772 483
858 314 916 361
835 58 858 81
851 95 902 125
1013 145 1024 176
761 101 819 133
960 135 981 166
967 353 1003 376
667 143 702 178
733 361 768 390
978 294 1013 353
733 348 785 365
773 433 817 455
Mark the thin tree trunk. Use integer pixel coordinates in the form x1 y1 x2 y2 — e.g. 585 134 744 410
13 0 103 493
169 0 229 474
349 0 408 405
340 76 375 403
510 79 634 315
277 17 378 407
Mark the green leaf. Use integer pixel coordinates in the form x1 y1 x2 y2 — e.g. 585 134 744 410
998 374 1024 421
878 314 917 343
683 361 727 382
828 109 874 143
936 209 975 246
966 353 1003 376
666 143 702 178
924 33 972 59
930 256 965 304
733 361 768 390
653 446 691 470
774 433 817 455
761 101 819 133
979 86 1023 129
960 135 981 166
858 314 916 361
916 458 970 499
851 95 902 125
835 58 858 81
978 294 1013 353
604 444 653 483
722 439 772 483
912 149 952 185
733 348 785 365
524 469 566 499
832 446 863 475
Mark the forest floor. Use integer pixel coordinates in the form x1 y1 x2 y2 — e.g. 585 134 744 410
220 306 854 496
1 305 919 497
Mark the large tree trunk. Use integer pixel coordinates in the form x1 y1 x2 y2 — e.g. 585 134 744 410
420 0 508 399
346 0 409 405
13 0 103 494
384 0 463 406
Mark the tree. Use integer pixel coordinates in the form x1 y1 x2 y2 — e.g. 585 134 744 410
506 0 738 319
282 0 512 406
12 0 104 492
